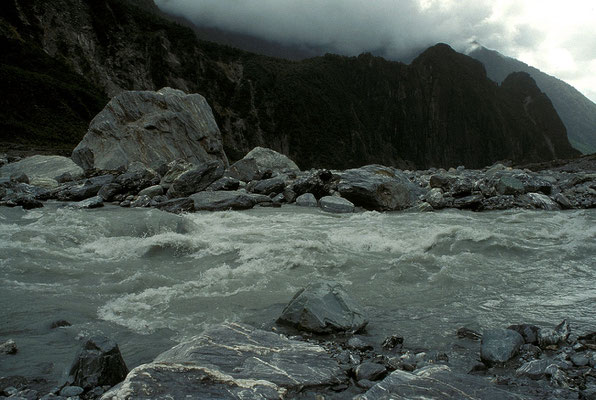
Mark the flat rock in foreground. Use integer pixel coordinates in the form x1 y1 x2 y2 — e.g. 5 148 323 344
72 87 228 171
0 155 83 185
358 365 529 400
102 323 344 399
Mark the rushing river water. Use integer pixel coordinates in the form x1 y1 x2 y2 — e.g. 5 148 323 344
0 203 595 385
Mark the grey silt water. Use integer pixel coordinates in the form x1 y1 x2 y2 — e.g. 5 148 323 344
0 204 594 385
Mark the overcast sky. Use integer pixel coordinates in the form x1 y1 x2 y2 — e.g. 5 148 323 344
156 0 596 102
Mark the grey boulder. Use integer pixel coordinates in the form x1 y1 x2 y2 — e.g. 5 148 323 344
480 328 524 366
515 359 553 380
240 146 299 175
70 196 104 209
69 336 128 390
277 281 368 334
319 196 355 213
338 165 420 211
72 87 228 171
538 319 570 348
102 322 344 400
495 175 525 195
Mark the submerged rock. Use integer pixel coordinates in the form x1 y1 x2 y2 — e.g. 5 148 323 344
72 87 227 171
0 339 18 355
102 323 344 399
480 328 524 366
277 281 368 334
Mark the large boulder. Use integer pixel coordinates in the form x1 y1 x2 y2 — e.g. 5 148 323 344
277 281 368 334
72 87 228 171
167 161 225 198
338 165 421 211
69 336 128 390
102 323 344 399
480 328 524 366
0 155 83 187
319 196 355 213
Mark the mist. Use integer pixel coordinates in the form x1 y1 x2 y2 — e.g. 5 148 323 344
155 0 596 101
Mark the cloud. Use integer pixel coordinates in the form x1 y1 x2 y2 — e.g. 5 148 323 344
155 0 596 102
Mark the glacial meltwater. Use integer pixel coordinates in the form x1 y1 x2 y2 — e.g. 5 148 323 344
1 204 595 385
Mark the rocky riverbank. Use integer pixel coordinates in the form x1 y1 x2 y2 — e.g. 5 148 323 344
2 281 595 399
1 150 595 214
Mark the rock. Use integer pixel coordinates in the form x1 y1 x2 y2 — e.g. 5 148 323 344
72 87 227 171
507 324 539 345
578 332 596 350
526 193 560 210
347 337 373 351
130 195 152 208
10 172 29 184
159 159 194 189
50 320 71 329
429 173 457 190
453 194 484 210
0 155 83 184
250 176 287 195
70 196 104 209
97 183 124 202
277 281 368 334
155 198 195 214
538 319 570 348
240 147 299 175
295 193 318 207
319 196 355 213
570 354 589 367
354 363 387 382
0 339 17 354
115 162 160 194
480 328 524 366
358 365 523 399
583 386 596 400
482 194 515 210
425 188 449 209
338 165 420 211
69 336 128 390
288 169 336 199
495 175 525 195
226 157 263 182
58 175 114 201
138 185 164 198
59 386 84 397
206 176 240 191
554 193 573 209
55 172 75 184
167 160 225 198
190 191 264 211
381 335 404 351
515 359 552 380
102 322 343 399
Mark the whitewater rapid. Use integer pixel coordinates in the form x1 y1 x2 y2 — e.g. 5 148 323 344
1 204 594 383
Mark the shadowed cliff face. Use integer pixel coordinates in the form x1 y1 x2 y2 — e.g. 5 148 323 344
0 0 580 169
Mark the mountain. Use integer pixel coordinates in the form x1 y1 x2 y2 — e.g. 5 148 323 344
469 45 596 154
0 0 580 169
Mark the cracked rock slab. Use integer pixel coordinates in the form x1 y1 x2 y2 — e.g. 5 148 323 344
102 323 344 399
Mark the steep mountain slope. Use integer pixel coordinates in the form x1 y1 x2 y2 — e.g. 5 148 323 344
0 0 580 168
469 45 596 154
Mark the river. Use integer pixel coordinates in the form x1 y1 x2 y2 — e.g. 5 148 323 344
1 204 594 385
